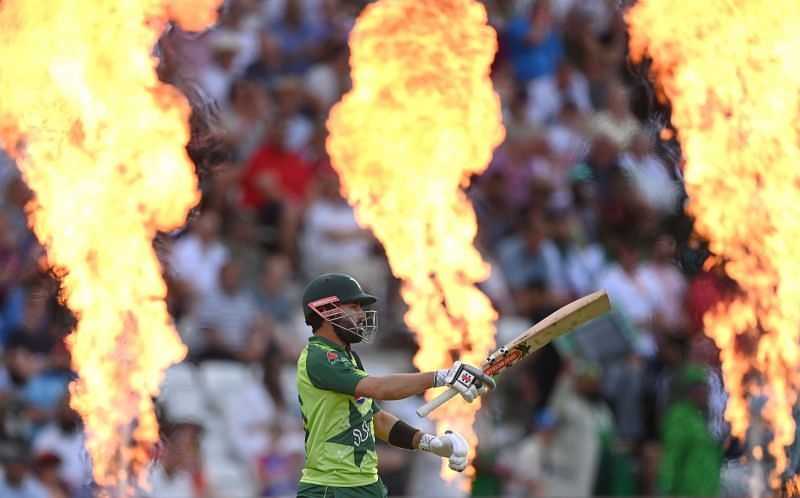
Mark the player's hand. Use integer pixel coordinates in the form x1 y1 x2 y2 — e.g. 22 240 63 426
418 431 469 472
418 430 469 472
435 361 496 402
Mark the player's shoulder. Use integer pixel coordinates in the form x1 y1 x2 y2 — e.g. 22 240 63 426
306 342 354 369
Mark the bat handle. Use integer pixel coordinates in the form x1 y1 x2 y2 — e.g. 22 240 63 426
416 387 458 418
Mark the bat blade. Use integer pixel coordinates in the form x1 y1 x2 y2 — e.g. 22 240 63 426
482 290 611 377
416 290 611 418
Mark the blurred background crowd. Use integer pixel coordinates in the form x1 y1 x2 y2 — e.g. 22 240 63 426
0 0 787 497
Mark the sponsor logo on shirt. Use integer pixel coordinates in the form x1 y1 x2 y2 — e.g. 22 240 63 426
353 419 371 446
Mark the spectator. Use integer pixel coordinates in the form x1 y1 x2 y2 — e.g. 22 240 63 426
484 127 550 213
273 76 315 152
198 32 244 103
640 233 689 336
0 439 48 498
544 206 607 300
583 132 622 203
147 416 205 498
547 360 616 496
33 452 69 498
504 2 564 84
3 279 55 355
502 409 563 497
21 341 73 434
303 42 351 113
567 163 601 243
472 171 517 252
31 395 91 495
657 364 723 496
300 169 388 311
239 114 312 257
0 340 40 441
266 0 326 74
546 102 590 174
194 260 271 363
244 32 288 90
223 211 266 288
496 210 566 318
525 62 593 126
252 252 300 327
620 131 680 214
590 83 642 151
220 78 274 162
169 210 229 303
598 240 662 358
207 1 262 74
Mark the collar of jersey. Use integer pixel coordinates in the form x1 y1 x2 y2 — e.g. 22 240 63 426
309 335 347 352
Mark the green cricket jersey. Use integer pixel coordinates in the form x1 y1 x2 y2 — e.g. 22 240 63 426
297 336 381 488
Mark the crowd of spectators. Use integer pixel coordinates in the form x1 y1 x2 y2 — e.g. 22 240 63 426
0 0 785 497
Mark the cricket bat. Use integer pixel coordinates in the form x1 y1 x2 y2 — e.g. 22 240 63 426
416 290 611 418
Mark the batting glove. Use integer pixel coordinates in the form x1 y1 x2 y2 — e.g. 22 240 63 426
435 361 496 402
418 430 469 472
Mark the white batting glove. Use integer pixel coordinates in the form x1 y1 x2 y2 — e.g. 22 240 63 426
435 361 496 402
418 430 469 472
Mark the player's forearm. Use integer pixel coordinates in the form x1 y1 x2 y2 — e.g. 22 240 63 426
354 372 435 400
375 412 425 450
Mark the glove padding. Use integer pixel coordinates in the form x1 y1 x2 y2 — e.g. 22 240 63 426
435 361 496 402
418 430 469 472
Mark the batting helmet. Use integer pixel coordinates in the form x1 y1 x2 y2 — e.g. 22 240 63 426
302 273 377 318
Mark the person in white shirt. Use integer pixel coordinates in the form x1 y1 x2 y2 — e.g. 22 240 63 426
169 210 229 302
639 233 689 335
620 131 680 214
300 171 388 314
31 396 92 494
590 83 641 151
146 416 205 498
598 241 662 358
198 33 243 104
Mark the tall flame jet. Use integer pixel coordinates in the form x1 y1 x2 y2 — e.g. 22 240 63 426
0 0 222 490
628 0 800 485
327 0 504 482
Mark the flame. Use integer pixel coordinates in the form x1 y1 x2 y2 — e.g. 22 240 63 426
0 0 221 490
786 475 800 497
327 0 503 483
627 0 800 484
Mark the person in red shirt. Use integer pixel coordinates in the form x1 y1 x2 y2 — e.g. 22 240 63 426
239 115 313 259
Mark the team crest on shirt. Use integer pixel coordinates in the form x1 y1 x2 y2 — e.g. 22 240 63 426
355 396 366 404
326 351 350 366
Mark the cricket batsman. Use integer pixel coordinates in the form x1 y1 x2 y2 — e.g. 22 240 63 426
296 273 495 497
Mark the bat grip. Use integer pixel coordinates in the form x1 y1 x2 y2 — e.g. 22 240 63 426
416 387 458 418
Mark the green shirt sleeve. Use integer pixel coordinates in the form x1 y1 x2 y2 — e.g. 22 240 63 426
306 346 369 396
658 404 690 494
372 401 382 414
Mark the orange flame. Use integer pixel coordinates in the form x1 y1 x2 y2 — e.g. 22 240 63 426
327 0 503 483
0 0 221 490
786 475 800 497
627 0 800 484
